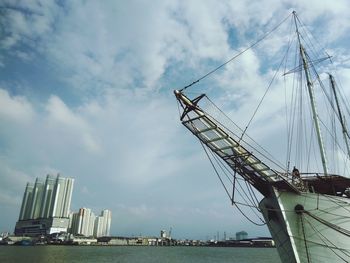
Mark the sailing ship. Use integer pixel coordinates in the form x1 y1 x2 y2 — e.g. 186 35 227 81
174 11 350 263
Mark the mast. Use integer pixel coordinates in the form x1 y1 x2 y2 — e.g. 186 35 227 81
293 12 329 175
329 74 350 158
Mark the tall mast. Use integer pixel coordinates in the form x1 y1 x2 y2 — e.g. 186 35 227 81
329 74 350 159
293 11 329 175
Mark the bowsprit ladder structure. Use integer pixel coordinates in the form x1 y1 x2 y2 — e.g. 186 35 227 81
174 11 350 263
174 90 301 196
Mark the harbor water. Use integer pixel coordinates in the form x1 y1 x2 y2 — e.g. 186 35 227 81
0 246 281 263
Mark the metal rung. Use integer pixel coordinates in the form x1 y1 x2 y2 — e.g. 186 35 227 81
195 126 216 134
223 151 249 160
257 167 270 172
247 160 261 165
213 145 233 152
207 135 229 143
182 115 205 124
230 150 250 157
241 162 272 174
223 154 237 160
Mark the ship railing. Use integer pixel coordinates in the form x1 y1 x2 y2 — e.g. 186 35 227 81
279 172 308 192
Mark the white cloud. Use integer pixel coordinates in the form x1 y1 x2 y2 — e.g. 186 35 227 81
0 89 34 123
46 96 86 129
3 0 350 94
44 95 102 154
12 50 33 61
1 0 57 49
0 160 32 206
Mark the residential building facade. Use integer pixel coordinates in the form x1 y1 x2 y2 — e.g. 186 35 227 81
15 174 74 236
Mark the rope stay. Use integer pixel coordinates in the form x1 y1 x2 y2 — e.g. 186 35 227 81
300 213 311 263
280 11 350 175
239 37 293 144
303 216 350 262
292 203 350 261
202 97 286 170
297 207 350 238
180 12 292 92
198 135 266 226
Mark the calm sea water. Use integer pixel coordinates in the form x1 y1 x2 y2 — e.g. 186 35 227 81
0 246 281 263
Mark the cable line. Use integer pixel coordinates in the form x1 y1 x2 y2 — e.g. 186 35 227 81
180 12 292 92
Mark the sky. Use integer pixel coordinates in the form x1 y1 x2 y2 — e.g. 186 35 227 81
1 0 350 240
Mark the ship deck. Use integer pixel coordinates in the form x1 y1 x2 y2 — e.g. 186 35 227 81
301 174 350 196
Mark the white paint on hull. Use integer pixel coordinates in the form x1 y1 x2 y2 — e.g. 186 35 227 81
261 190 350 263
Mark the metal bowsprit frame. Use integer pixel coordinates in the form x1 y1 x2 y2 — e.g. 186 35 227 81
174 90 300 197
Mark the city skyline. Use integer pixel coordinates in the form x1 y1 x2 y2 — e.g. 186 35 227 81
1 1 350 240
15 174 112 238
13 173 247 240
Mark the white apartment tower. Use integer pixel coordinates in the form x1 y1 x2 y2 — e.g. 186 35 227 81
70 208 112 237
40 175 57 218
93 209 112 237
18 183 34 221
51 175 74 218
18 174 74 221
71 208 95 237
15 174 74 236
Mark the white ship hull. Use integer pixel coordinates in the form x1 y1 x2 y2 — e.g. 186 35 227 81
260 189 350 263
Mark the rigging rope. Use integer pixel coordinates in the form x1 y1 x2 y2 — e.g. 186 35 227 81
199 136 266 226
300 213 311 263
303 216 350 262
199 140 232 200
239 36 293 143
233 202 266 226
209 149 260 209
302 209 350 237
180 12 292 92
202 100 286 170
291 234 350 255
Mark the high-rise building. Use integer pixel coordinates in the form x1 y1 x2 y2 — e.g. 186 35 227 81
18 183 34 221
93 209 112 237
236 231 248 240
30 178 45 219
15 174 74 236
40 174 58 218
93 216 103 237
70 208 112 238
71 208 95 237
51 175 74 218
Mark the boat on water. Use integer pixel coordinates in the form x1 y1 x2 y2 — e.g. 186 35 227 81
174 11 350 263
